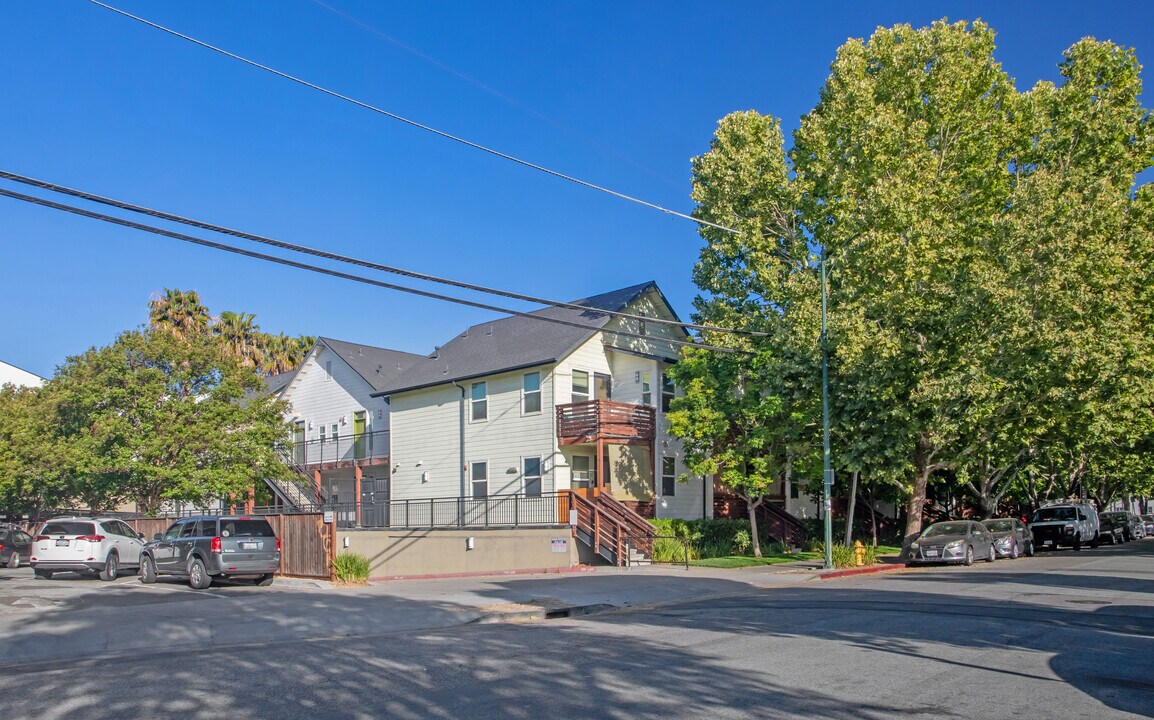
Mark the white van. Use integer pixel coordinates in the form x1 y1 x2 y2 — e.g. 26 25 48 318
1029 501 1100 550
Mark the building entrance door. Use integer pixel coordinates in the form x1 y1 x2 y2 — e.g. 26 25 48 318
361 477 388 528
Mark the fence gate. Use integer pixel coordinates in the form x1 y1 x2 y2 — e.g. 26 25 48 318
361 477 388 528
274 513 333 579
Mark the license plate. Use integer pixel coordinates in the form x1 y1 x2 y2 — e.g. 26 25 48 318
241 541 261 550
925 550 939 557
1044 540 1053 546
55 539 69 547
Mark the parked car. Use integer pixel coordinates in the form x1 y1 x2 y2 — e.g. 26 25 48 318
1029 502 1099 551
0 526 34 568
30 517 144 580
1100 511 1144 542
139 515 280 589
1141 515 1154 536
1097 513 1127 544
907 521 996 566
981 518 1034 559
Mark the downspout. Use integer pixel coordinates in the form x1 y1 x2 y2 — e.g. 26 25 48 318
451 380 466 498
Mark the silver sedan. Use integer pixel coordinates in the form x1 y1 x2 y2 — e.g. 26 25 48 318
908 520 997 566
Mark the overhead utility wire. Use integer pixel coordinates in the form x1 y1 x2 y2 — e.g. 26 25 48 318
0 170 765 338
0 187 743 354
89 1 740 236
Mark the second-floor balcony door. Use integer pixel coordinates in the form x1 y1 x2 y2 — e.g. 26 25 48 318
594 373 612 401
292 421 306 465
353 411 367 460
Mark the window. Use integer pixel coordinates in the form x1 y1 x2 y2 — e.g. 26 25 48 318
471 381 488 421
471 461 488 499
572 455 594 487
522 372 542 414
325 360 333 382
790 483 800 499
330 423 339 442
641 371 652 406
661 457 676 496
571 370 589 404
523 456 542 496
319 424 327 443
661 373 675 412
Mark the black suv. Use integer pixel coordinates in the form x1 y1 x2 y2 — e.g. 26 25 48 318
139 516 281 589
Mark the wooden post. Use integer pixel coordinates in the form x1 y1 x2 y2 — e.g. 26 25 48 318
593 506 602 557
277 514 285 575
328 515 337 582
354 465 363 528
314 469 322 502
245 486 255 514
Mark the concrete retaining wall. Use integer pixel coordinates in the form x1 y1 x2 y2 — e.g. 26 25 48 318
340 526 579 579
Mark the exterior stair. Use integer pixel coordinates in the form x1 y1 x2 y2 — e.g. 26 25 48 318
566 490 656 566
263 451 324 511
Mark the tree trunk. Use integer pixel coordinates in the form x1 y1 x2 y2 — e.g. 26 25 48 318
747 496 764 558
844 470 859 547
867 478 878 547
902 436 936 554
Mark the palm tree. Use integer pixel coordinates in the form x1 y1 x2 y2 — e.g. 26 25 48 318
148 289 210 340
260 333 295 376
213 311 264 369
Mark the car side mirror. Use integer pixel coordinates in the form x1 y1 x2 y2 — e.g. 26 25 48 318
138 532 145 539
153 533 163 541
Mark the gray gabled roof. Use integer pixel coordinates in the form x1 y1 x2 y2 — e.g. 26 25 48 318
262 369 297 397
317 338 428 393
376 281 679 396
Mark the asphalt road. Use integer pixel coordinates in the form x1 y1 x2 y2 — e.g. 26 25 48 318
1 541 1152 719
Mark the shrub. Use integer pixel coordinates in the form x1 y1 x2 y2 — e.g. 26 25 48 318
651 536 696 563
332 552 371 584
733 529 752 555
830 544 856 568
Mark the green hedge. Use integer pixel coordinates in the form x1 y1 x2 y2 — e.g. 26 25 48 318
649 518 785 560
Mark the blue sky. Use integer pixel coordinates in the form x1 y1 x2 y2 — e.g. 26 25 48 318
2 1 1151 378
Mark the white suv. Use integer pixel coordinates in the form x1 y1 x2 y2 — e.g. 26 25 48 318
30 517 144 580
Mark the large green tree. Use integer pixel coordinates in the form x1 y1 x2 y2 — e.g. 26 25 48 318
52 328 294 514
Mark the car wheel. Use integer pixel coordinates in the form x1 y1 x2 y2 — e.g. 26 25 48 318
99 552 119 581
139 555 157 584
7 552 19 569
964 546 974 566
1090 533 1100 549
1010 542 1019 560
256 574 275 587
986 545 996 563
188 558 212 590
1073 537 1082 551
34 568 52 580
1026 540 1035 557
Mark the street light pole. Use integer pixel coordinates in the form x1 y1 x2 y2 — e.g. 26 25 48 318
821 250 833 570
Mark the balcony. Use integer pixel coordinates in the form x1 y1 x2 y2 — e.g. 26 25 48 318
289 429 390 471
556 400 655 446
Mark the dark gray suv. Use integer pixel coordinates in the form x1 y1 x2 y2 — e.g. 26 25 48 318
139 516 281 589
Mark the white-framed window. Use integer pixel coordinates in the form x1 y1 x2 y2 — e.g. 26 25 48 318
571 455 595 487
319 424 327 443
522 372 542 415
641 371 652 406
471 461 488 499
471 381 488 421
523 456 542 496
661 372 675 413
330 423 339 442
661 457 676 496
325 360 333 382
571 369 590 404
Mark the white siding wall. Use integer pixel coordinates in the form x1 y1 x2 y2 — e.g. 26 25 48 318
282 346 389 444
390 365 560 501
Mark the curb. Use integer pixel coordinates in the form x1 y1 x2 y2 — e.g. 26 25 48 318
471 603 617 624
817 563 906 580
369 564 599 583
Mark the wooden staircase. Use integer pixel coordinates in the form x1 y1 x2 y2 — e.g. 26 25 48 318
565 490 656 566
263 451 325 511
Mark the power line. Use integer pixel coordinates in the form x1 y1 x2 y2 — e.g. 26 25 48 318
89 0 740 236
0 170 766 338
0 186 745 354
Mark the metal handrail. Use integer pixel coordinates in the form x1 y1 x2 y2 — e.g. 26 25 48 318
289 429 390 466
625 534 690 570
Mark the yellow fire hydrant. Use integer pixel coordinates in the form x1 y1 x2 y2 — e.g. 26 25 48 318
853 540 866 566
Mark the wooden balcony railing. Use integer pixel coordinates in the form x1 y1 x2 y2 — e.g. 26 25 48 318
556 400 656 446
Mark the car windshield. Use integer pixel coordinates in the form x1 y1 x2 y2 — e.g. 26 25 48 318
922 522 969 538
1143 515 1154 522
41 521 95 536
983 520 1013 532
1100 512 1123 521
1032 507 1076 522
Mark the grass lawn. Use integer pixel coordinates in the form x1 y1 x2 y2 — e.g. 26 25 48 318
690 551 824 568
